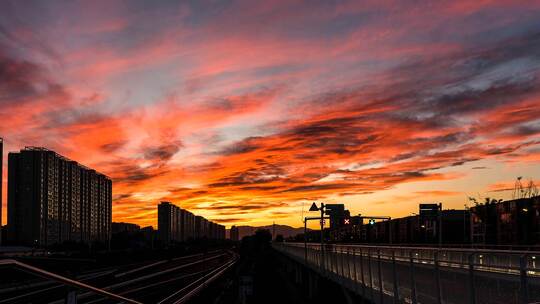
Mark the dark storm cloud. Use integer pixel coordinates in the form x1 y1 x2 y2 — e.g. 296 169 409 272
0 47 49 105
204 201 288 216
209 169 283 188
100 141 127 153
511 124 540 137
239 185 283 191
100 159 169 185
281 183 352 193
143 141 183 161
394 31 540 120
113 193 132 200
217 137 262 156
212 218 244 223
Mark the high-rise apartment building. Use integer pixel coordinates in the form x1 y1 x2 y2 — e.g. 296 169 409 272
157 202 176 244
230 225 239 241
7 147 112 247
157 201 224 244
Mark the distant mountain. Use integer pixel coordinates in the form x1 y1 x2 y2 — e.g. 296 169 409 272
227 224 308 240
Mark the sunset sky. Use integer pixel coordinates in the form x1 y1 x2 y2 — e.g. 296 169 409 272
1 1 540 229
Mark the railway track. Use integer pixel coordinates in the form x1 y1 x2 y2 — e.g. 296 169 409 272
0 249 237 304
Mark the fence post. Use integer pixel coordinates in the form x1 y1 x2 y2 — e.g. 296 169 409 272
353 248 359 295
332 246 336 278
325 245 329 275
341 246 346 283
327 245 331 275
336 246 340 281
468 253 476 304
323 245 327 274
368 248 374 302
519 254 529 304
377 249 383 304
392 250 399 303
409 250 417 304
321 243 325 271
347 248 353 288
434 250 442 304
360 247 366 300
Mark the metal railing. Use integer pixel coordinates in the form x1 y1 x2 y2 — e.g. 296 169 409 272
273 242 540 304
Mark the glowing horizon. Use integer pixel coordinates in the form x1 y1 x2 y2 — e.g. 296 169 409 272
1 1 540 229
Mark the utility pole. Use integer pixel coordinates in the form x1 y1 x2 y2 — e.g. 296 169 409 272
304 219 307 262
319 202 325 269
320 203 325 250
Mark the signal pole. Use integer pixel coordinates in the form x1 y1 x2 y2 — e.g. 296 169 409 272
307 202 328 268
304 219 307 262
320 203 325 250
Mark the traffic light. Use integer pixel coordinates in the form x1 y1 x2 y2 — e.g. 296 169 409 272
368 219 376 225
343 218 350 225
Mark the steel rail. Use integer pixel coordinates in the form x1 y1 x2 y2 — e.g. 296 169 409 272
157 253 238 304
0 259 141 304
0 268 119 304
114 260 168 278
70 251 229 303
115 251 222 278
0 268 118 296
115 269 209 298
173 257 238 304
103 252 235 304
0 255 169 297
